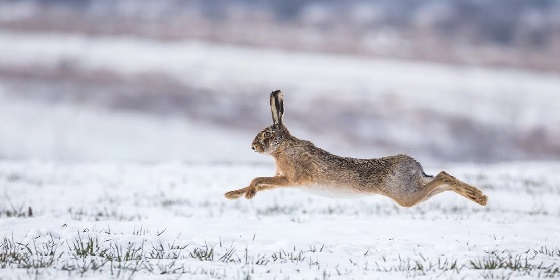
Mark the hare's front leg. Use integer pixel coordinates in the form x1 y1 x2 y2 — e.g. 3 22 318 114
224 187 250 199
224 176 290 200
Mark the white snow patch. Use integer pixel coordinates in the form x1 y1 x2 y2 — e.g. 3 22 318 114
0 160 559 279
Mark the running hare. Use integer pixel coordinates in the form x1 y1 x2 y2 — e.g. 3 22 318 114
224 90 488 207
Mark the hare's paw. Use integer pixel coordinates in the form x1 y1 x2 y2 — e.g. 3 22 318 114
245 187 257 199
225 189 245 200
477 194 488 206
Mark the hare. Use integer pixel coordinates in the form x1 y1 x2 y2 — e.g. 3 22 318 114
224 90 488 207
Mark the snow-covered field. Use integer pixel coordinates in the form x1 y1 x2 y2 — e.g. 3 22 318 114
2 30 559 128
1 30 560 162
1 29 559 279
0 92 258 163
1 160 559 279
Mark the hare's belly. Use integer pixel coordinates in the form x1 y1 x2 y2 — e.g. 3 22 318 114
301 183 370 198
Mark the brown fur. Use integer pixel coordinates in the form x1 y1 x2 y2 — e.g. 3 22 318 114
225 90 488 207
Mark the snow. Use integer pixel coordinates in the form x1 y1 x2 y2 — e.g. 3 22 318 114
1 160 559 279
1 30 559 129
0 91 262 163
1 29 559 279
1 30 560 163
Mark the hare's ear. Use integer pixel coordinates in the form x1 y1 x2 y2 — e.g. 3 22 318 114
270 90 284 126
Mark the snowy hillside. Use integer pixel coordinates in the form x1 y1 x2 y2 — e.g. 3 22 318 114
1 161 559 279
1 30 560 162
0 91 260 163
1 23 559 280
1 1 559 279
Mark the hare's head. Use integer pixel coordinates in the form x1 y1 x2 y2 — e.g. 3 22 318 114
252 90 290 154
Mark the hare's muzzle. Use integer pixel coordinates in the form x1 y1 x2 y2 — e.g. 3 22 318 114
251 142 263 153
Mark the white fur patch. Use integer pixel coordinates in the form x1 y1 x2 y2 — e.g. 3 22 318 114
300 184 366 198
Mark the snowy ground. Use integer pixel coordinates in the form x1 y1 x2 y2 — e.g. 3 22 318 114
1 160 559 279
1 29 559 279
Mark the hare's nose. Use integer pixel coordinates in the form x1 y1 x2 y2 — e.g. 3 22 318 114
251 143 257 151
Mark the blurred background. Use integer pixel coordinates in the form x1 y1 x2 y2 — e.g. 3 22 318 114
0 0 559 164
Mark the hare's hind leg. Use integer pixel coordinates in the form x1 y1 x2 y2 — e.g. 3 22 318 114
225 176 290 200
423 171 488 206
388 179 448 207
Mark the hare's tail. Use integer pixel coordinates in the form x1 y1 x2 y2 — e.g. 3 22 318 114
421 170 435 185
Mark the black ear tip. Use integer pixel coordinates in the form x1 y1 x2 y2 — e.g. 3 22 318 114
270 90 283 104
270 90 280 98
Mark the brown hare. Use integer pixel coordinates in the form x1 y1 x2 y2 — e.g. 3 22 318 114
225 90 488 207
